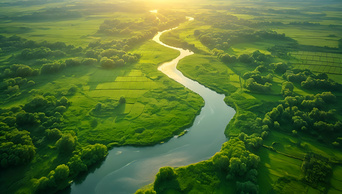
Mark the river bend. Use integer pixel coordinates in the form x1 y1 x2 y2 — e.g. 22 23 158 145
69 19 236 194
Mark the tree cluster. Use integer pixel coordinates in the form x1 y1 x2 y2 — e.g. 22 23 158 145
301 153 332 188
154 166 180 193
245 77 272 93
36 143 108 192
284 70 341 91
0 95 72 169
217 138 260 192
196 27 291 50
35 164 70 192
0 128 36 168
262 92 341 145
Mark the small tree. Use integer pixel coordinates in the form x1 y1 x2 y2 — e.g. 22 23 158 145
154 167 179 193
119 96 126 104
54 164 69 181
55 134 76 154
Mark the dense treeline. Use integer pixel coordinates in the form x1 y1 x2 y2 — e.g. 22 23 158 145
196 29 292 50
283 70 341 91
147 135 262 194
97 10 187 51
0 92 109 193
98 10 186 37
0 8 193 193
217 50 276 93
261 91 341 145
35 143 107 192
0 95 71 168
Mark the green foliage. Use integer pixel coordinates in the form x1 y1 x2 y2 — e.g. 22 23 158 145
36 176 50 191
35 164 70 192
67 155 87 176
65 58 82 67
218 53 237 63
82 58 97 66
236 181 259 194
154 167 180 193
2 64 39 78
100 57 115 68
55 134 77 154
220 138 260 180
119 96 126 104
281 81 294 97
0 129 36 168
262 92 340 144
54 164 69 181
243 71 273 85
81 143 107 166
301 153 332 188
245 78 272 93
212 152 229 171
45 128 62 141
40 61 66 75
273 62 289 74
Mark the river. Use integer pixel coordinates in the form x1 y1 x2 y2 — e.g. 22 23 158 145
68 19 235 194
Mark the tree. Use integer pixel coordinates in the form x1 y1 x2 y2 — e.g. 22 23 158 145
154 166 179 192
45 128 62 140
281 81 294 97
274 62 288 74
81 144 107 166
54 164 69 181
301 153 332 187
115 59 125 67
238 54 254 63
236 181 259 194
40 62 65 74
65 58 81 67
100 57 115 68
36 176 50 191
67 155 87 176
229 157 247 177
212 153 229 171
119 96 126 104
55 134 76 154
57 96 70 107
82 58 97 66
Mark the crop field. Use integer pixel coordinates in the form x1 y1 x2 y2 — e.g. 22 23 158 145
290 51 342 76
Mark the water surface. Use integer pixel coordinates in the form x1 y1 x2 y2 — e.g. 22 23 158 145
69 20 235 194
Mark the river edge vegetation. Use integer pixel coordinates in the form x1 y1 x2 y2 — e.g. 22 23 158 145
1 0 342 194
136 0 342 194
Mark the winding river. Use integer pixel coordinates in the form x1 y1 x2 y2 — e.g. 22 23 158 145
68 19 235 194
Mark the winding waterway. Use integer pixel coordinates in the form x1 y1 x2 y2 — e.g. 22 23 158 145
68 19 236 194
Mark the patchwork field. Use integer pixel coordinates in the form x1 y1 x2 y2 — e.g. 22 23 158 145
291 51 342 74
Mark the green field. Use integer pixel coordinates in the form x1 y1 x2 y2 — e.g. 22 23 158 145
138 1 342 193
1 0 342 194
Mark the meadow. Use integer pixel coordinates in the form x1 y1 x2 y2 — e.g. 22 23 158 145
138 0 342 193
1 0 342 194
0 1 204 193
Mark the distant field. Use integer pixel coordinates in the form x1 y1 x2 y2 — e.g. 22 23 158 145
275 26 340 48
290 51 342 83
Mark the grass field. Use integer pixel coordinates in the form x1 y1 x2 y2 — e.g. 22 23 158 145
0 29 205 194
148 2 342 193
1 0 342 194
0 2 145 47
0 2 206 193
290 51 342 83
275 26 340 48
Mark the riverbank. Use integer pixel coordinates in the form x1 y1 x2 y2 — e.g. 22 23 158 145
67 18 235 194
